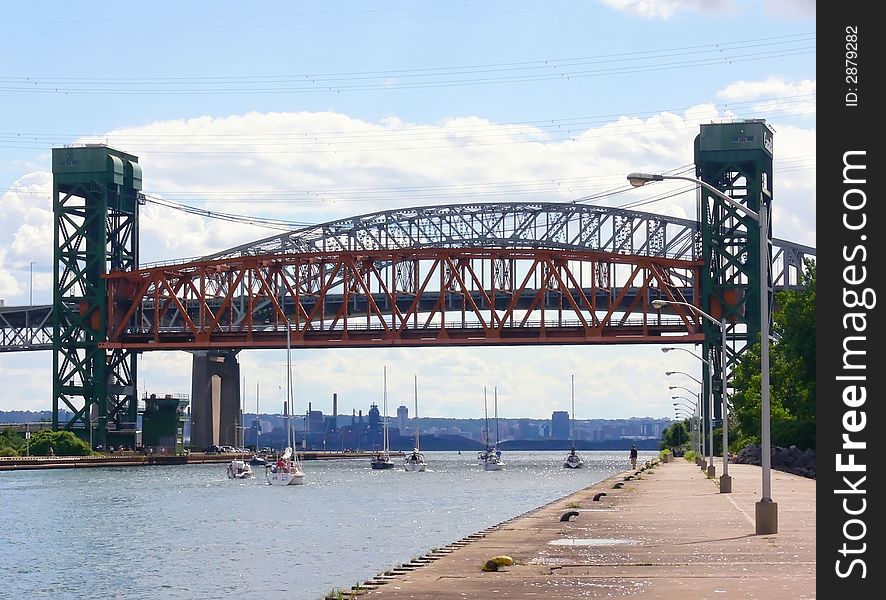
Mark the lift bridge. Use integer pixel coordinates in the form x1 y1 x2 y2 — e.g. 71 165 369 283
0 121 814 449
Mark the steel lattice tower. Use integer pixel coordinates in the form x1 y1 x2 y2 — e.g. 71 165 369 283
695 121 774 432
52 145 141 448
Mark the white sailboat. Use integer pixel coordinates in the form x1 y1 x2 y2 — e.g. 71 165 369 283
266 323 306 485
478 387 504 471
371 365 396 470
404 375 427 472
563 374 585 469
227 458 253 479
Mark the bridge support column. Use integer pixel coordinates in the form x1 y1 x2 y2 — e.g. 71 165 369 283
189 350 241 450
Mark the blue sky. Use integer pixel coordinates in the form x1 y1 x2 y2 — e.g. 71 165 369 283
0 0 815 419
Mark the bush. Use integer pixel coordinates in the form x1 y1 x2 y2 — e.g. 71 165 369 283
27 430 91 456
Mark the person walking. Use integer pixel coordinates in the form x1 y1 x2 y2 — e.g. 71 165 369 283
629 445 638 469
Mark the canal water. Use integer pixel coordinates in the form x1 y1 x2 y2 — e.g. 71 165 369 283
1 450 654 599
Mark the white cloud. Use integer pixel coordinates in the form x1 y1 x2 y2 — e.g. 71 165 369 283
765 0 815 18
0 102 815 417
717 77 816 118
601 0 734 20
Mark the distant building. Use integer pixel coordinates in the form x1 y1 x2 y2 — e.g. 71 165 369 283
397 405 408 434
551 411 570 439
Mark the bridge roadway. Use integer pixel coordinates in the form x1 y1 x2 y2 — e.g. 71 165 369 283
340 459 815 599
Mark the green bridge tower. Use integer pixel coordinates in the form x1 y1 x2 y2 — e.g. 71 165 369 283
695 120 773 441
51 145 142 449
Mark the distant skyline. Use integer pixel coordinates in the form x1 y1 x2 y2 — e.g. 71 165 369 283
0 1 815 418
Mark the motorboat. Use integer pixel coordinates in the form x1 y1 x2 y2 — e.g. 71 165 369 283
370 452 396 470
227 459 253 479
563 448 584 469
404 448 427 472
266 447 306 485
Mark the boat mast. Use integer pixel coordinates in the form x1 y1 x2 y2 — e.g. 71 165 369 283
414 374 420 452
494 386 499 448
383 365 389 455
483 386 490 450
256 381 260 449
285 322 293 451
571 374 575 450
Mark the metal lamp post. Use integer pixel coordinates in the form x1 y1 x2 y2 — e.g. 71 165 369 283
673 407 694 451
672 397 701 458
672 398 699 456
630 170 775 533
663 346 715 478
671 388 701 456
655 299 732 492
666 371 704 467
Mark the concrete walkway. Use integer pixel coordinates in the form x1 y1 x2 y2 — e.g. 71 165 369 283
344 458 815 599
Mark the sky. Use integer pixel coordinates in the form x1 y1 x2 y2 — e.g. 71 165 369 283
0 0 816 420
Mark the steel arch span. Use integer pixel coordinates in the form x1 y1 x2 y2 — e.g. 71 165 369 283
103 202 814 351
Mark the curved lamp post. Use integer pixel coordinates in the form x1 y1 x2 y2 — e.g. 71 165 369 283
631 171 774 533
663 346 715 478
672 397 700 456
655 299 732 493
671 390 700 455
666 372 704 467
673 407 695 450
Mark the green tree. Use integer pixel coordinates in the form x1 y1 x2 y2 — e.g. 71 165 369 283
730 259 816 450
0 428 26 456
27 430 91 456
660 419 690 450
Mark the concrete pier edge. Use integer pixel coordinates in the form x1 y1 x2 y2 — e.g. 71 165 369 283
326 457 815 599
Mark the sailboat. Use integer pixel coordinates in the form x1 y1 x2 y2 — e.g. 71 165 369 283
477 387 503 471
266 324 306 485
404 374 427 472
563 374 585 469
370 365 396 470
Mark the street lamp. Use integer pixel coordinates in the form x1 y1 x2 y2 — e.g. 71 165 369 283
655 299 732 493
672 396 701 458
666 372 704 467
673 407 694 450
631 170 775 533
663 346 715 478
671 387 700 451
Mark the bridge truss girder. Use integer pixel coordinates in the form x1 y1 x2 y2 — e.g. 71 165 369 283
104 248 706 350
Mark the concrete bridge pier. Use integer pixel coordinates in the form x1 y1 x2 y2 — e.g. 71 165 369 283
189 350 241 450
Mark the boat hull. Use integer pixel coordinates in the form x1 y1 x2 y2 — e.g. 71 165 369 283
266 469 306 485
404 461 427 472
563 461 585 469
370 460 396 470
483 461 504 471
227 460 253 479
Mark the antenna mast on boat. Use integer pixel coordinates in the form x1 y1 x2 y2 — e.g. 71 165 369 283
414 374 420 451
285 322 293 450
494 386 499 448
573 373 580 452
383 365 389 455
483 386 490 449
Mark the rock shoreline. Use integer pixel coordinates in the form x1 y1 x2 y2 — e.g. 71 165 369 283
734 444 815 478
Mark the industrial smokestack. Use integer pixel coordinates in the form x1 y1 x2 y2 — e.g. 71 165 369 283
333 393 338 423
